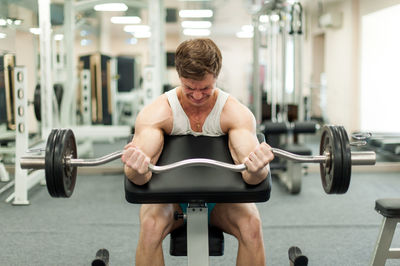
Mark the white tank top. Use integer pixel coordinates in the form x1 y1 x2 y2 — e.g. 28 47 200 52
166 88 229 137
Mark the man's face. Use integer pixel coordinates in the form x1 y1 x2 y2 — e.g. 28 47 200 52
180 73 216 107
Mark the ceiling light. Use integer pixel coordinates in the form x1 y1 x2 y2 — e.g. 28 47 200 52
94 3 128 12
183 28 210 36
241 25 253 32
111 16 141 24
123 25 150 33
80 39 92 46
0 33 6 39
80 30 89 37
259 15 269 23
54 34 64 41
126 37 138 44
181 21 212 28
0 19 6 26
133 31 151 38
179 9 213 18
270 14 280 22
29 28 41 35
14 19 22 25
236 31 253 38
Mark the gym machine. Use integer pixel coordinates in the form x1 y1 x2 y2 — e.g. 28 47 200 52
250 1 319 194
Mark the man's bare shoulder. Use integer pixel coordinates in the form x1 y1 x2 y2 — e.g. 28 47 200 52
221 96 256 132
135 94 173 133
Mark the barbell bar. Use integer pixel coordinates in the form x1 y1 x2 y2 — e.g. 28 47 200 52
19 125 376 197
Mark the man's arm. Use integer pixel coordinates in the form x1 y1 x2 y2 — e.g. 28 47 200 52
122 95 172 185
222 98 274 185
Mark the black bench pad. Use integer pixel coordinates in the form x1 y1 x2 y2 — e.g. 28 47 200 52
375 198 400 218
125 135 272 204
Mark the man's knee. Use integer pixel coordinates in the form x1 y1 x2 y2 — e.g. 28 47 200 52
140 214 169 246
237 214 263 244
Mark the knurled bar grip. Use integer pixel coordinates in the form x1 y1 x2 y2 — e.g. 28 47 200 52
20 148 376 172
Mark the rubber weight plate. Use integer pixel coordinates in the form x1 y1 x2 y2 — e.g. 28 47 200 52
33 84 41 121
45 129 60 197
319 125 343 194
337 126 351 194
53 129 77 198
330 126 344 194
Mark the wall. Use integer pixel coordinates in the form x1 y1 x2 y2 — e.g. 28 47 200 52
301 0 400 133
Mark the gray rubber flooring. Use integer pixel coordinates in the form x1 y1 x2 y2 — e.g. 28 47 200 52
1 171 400 265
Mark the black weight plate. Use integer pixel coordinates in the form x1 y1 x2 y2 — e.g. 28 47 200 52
34 84 41 121
52 129 66 197
45 129 59 197
330 126 344 194
319 125 342 194
337 126 352 194
53 129 77 198
62 129 77 197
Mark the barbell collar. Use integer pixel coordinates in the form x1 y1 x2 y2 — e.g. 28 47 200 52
350 151 376 165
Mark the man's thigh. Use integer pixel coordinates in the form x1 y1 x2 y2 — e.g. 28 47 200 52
209 203 261 236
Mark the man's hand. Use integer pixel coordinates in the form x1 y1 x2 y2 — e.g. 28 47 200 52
122 143 152 185
243 142 274 181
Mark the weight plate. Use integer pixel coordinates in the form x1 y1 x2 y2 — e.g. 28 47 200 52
52 129 66 197
53 129 78 198
45 129 59 197
337 126 352 194
330 126 344 194
319 125 342 194
34 84 41 121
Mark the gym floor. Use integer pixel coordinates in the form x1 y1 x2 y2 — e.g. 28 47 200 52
1 139 400 266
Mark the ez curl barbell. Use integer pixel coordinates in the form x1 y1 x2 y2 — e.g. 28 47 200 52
19 125 376 198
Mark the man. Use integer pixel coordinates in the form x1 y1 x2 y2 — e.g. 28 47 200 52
122 38 274 266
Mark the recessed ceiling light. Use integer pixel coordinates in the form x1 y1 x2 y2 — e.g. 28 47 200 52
54 34 64 41
126 37 138 44
241 25 253 32
133 31 151 38
179 9 213 18
259 15 269 23
29 28 41 35
94 3 128 12
111 16 141 24
0 19 6 26
80 39 92 46
183 28 210 36
236 31 253 38
0 33 7 39
181 21 212 28
123 25 150 33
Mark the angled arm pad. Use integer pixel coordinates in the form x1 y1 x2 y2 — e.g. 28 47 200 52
125 134 271 204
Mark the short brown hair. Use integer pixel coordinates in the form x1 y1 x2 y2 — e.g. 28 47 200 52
175 38 222 80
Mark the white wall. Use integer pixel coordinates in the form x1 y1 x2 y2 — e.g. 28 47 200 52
301 0 400 133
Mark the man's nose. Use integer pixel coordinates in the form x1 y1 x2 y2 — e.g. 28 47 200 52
193 90 202 99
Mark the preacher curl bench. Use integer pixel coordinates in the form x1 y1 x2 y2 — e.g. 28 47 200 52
124 134 272 266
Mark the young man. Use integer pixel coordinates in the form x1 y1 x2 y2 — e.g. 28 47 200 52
122 38 274 266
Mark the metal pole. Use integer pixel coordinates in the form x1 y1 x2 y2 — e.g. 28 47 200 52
252 15 261 126
38 0 53 138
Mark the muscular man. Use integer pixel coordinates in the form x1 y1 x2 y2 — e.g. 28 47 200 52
122 38 274 266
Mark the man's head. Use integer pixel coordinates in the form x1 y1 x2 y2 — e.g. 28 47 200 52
175 38 222 81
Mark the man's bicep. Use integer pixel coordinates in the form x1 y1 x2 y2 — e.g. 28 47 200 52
228 128 259 164
132 122 164 164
